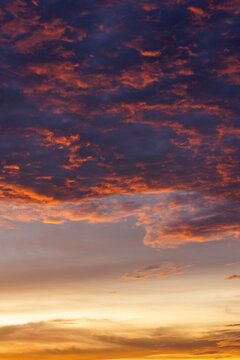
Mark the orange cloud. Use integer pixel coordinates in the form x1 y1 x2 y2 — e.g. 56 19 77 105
3 165 20 170
188 6 204 16
0 0 238 251
140 50 162 57
0 319 239 360
225 275 240 280
123 262 192 280
0 191 239 248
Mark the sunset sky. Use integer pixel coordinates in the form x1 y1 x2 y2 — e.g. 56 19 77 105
0 0 240 359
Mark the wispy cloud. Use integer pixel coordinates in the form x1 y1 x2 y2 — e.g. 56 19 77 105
0 319 239 359
225 275 240 280
123 262 192 280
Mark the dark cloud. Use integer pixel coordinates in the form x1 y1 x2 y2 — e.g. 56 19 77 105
0 0 239 245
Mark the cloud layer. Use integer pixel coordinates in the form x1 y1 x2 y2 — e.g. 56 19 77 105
1 191 240 247
0 0 239 247
0 318 240 360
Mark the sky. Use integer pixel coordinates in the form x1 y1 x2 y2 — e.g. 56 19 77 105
0 0 240 359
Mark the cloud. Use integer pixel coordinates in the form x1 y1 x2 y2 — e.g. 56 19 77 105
188 7 205 16
226 262 240 266
0 190 240 248
0 319 240 359
0 0 238 248
123 262 192 280
225 275 240 280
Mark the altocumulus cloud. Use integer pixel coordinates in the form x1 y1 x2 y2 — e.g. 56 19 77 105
0 0 239 248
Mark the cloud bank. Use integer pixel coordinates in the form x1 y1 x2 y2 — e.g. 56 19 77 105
0 0 239 247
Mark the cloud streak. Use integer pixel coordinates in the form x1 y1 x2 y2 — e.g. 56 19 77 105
0 319 239 359
225 275 240 280
123 262 192 280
